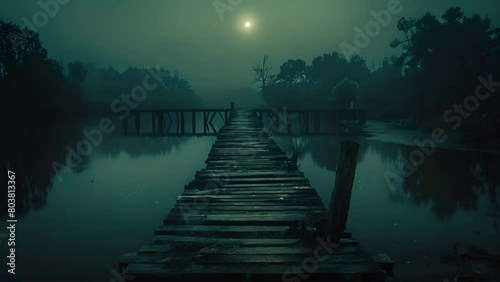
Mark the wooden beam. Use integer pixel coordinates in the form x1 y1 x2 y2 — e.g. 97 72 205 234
314 111 320 134
192 111 196 134
158 112 164 135
135 111 141 134
327 141 360 243
152 112 156 134
180 111 185 134
203 111 208 134
230 102 235 120
176 111 179 134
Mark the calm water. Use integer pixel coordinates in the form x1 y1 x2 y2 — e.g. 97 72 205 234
2 117 499 282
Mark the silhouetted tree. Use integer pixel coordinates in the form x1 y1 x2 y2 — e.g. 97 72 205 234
275 59 307 86
253 55 275 91
391 7 500 116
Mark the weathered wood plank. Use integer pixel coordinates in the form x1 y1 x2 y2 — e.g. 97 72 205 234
153 236 300 246
124 262 384 276
155 224 291 236
120 109 386 282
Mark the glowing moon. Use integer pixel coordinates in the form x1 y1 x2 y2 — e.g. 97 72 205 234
244 21 251 28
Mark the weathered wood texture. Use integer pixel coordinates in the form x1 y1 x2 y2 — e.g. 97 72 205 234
328 141 360 243
120 110 385 282
122 108 366 136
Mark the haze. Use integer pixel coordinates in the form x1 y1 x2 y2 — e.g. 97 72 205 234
2 0 500 106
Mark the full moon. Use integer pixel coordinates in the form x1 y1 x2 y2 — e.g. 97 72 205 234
244 21 251 28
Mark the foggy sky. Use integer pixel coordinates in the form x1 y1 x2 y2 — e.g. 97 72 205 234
1 0 500 103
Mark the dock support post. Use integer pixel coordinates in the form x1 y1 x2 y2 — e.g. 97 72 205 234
135 112 141 134
192 111 196 134
158 112 164 135
327 141 360 243
203 111 208 134
152 112 156 134
230 102 235 120
287 111 292 134
305 112 309 134
180 111 185 134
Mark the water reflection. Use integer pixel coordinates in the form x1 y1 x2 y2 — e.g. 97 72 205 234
3 121 83 219
4 118 500 225
1 117 191 219
274 136 500 221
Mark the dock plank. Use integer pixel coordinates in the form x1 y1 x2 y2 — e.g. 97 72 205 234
120 109 386 281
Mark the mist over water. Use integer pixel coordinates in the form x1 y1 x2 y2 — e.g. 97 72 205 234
2 1 500 281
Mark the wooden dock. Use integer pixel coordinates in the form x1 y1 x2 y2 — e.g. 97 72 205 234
122 107 366 136
120 109 388 282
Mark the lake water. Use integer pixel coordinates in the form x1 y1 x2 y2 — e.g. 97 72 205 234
2 117 499 282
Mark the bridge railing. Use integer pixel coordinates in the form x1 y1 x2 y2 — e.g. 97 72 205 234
122 105 366 136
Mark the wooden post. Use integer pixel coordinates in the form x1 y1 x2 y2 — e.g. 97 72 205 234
230 102 235 120
287 111 292 134
180 111 185 134
158 112 164 135
305 112 309 134
203 111 208 134
152 112 156 134
176 111 179 133
192 111 196 134
135 112 141 134
327 141 360 243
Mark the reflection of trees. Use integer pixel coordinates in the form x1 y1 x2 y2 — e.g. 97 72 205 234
273 135 500 220
395 147 500 219
398 147 478 218
475 155 500 228
1 119 191 220
1 121 86 219
98 134 190 159
273 137 309 159
274 136 370 171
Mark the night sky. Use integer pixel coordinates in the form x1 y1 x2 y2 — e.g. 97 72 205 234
1 0 499 97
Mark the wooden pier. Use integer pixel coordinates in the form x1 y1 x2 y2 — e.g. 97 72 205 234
119 109 390 282
122 106 366 136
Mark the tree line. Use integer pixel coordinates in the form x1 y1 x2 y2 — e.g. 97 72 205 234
0 19 200 122
254 8 500 126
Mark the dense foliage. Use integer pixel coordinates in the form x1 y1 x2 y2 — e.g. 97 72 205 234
1 20 200 121
257 8 500 120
